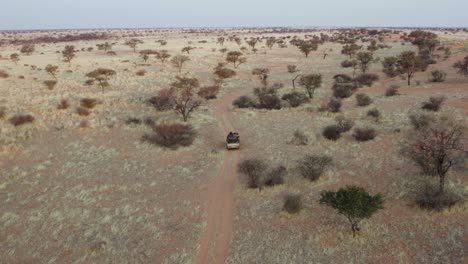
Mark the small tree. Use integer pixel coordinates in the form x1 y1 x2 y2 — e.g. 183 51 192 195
246 39 258 50
397 51 427 86
407 120 464 194
20 44 35 55
217 37 225 46
125 38 143 53
171 55 190 73
320 185 384 237
62 45 77 66
156 50 171 64
140 53 149 63
298 41 318 58
10 53 20 65
298 74 322 98
356 51 374 73
86 68 116 93
341 43 361 58
287 65 302 89
182 46 195 54
45 64 59 79
453 56 468 77
266 37 276 49
252 68 270 86
382 56 399 77
226 51 246 68
171 76 201 122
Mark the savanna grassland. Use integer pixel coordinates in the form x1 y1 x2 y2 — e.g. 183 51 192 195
0 28 467 264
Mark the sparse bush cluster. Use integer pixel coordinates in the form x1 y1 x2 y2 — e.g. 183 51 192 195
421 96 444 111
198 85 220 99
237 159 286 189
9 114 35 126
142 123 196 149
353 127 377 141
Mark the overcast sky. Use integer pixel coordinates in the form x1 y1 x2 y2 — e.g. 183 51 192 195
2 0 467 30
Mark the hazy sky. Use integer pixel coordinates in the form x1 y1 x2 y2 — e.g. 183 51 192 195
2 0 467 30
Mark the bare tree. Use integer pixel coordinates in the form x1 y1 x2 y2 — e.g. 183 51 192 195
287 65 302 89
171 55 190 73
171 76 201 122
182 46 195 54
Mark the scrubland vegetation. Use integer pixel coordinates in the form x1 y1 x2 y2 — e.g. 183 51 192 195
0 27 467 264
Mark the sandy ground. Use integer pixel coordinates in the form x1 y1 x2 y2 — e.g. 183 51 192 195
0 28 467 263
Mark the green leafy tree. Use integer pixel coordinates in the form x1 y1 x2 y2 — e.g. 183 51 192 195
320 185 384 237
356 51 374 73
397 51 427 86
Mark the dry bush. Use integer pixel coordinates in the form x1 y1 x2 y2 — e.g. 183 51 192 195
355 93 372 106
283 193 302 214
428 70 446 82
57 99 69 110
43 80 57 90
290 129 308 145
198 85 220 99
80 98 98 109
353 127 377 141
281 92 309 107
355 73 379 87
385 85 400 96
233 95 256 108
297 155 332 181
0 107 5 119
136 69 146 76
421 96 445 111
0 70 9 78
148 88 175 111
367 108 381 121
335 115 354 132
264 165 286 187
9 114 34 126
409 112 435 130
214 68 236 79
142 123 196 149
341 60 356 68
76 107 90 116
323 125 342 140
125 117 142 125
256 93 282 110
327 97 342 113
79 120 89 128
415 184 461 210
238 159 267 189
333 74 353 83
332 83 354 98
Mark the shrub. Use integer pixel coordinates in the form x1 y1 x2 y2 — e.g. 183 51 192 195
327 97 342 113
335 115 354 132
0 70 9 78
233 95 256 108
214 68 236 79
428 70 446 82
9 114 34 126
264 165 286 187
415 184 461 210
136 69 146 76
57 99 69 110
297 155 332 181
353 127 377 141
409 112 434 130
43 80 57 90
76 107 90 116
125 117 142 125
281 92 309 107
385 85 400 96
148 88 175 111
355 93 372 106
355 73 379 87
238 159 267 189
341 60 356 68
142 123 196 149
256 94 282 110
198 85 220 99
80 98 98 109
85 79 95 86
0 107 5 119
332 83 354 98
333 74 353 83
421 96 445 111
367 109 381 120
283 194 302 214
323 125 342 140
79 120 89 128
290 129 308 145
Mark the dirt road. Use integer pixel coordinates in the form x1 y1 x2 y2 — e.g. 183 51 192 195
195 89 247 264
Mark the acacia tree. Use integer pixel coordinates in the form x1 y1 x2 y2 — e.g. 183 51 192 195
246 39 258 50
453 56 468 77
341 43 362 58
156 50 171 64
171 55 190 73
320 185 384 237
266 37 276 49
45 64 59 79
356 51 374 73
62 45 77 66
125 39 144 53
298 41 318 58
171 76 201 122
397 51 427 86
252 68 270 86
10 53 19 65
407 121 464 194
226 51 246 68
217 37 225 46
86 68 116 93
299 74 322 98
96 42 113 52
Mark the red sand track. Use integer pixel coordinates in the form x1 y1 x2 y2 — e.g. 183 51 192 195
195 89 247 264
